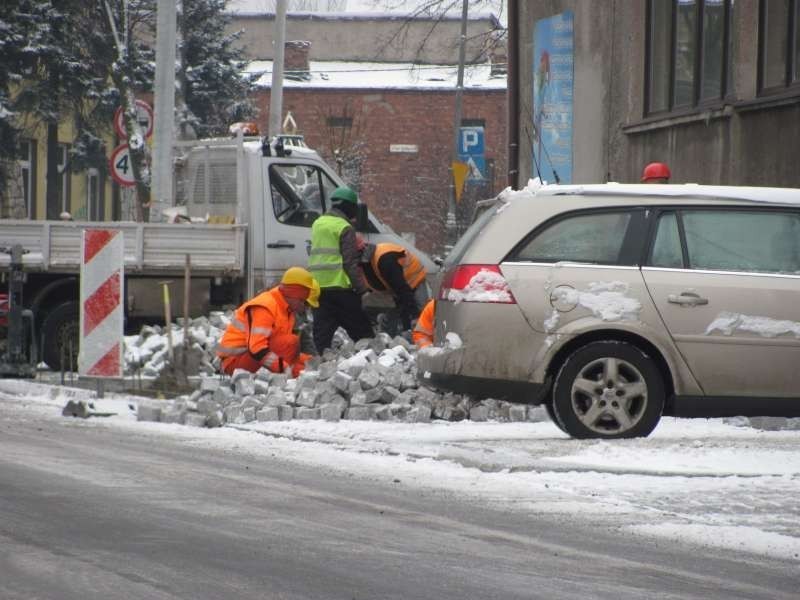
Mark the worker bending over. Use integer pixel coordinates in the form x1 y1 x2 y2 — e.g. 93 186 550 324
216 267 319 377
358 238 427 333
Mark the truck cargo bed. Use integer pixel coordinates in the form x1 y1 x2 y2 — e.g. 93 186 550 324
0 220 247 276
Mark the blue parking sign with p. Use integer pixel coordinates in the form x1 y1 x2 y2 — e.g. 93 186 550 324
458 127 484 156
458 127 486 181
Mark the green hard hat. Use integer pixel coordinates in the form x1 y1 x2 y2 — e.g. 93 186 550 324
331 186 358 204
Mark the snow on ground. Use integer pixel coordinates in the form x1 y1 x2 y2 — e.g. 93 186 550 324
1 379 799 564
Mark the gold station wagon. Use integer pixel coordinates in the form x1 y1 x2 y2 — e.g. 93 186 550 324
418 183 800 439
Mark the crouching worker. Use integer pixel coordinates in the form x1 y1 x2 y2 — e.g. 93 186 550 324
216 267 320 377
412 299 435 348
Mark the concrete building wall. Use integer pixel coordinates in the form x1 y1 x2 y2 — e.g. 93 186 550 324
253 87 507 255
515 1 800 188
228 14 499 63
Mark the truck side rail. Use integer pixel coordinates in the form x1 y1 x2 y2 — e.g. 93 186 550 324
0 220 247 276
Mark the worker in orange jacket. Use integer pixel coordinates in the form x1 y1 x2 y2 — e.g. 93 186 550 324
357 237 428 332
412 299 435 348
216 267 320 377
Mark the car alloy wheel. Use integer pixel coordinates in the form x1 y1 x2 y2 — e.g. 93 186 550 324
553 341 665 439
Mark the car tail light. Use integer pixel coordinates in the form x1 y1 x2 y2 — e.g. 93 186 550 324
438 264 516 304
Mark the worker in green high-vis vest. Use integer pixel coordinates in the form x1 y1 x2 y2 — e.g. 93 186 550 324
308 186 374 352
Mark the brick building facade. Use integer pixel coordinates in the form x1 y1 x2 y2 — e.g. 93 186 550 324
252 86 506 256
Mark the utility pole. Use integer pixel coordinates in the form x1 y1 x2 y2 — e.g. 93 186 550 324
447 0 469 249
151 0 177 222
269 0 288 138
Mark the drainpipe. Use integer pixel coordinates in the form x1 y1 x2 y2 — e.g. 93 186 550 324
506 0 520 190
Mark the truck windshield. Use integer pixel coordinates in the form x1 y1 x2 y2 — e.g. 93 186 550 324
270 164 337 227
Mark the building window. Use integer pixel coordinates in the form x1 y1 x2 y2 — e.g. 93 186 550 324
326 116 353 128
646 0 732 115
87 168 103 221
56 143 71 215
17 139 36 219
759 0 800 93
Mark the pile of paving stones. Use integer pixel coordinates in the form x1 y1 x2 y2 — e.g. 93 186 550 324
131 317 545 427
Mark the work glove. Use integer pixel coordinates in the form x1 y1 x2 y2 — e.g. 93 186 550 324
291 352 312 378
270 333 300 364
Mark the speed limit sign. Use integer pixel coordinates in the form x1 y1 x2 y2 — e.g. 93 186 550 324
109 143 135 187
114 100 154 140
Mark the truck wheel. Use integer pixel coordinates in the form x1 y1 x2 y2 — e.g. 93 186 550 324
41 301 80 372
552 341 665 439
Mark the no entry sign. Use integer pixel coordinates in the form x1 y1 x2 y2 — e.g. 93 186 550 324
114 100 154 140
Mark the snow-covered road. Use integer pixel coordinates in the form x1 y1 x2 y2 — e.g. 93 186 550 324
1 378 799 565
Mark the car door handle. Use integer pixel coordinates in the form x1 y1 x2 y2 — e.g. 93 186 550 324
267 241 296 249
667 292 709 306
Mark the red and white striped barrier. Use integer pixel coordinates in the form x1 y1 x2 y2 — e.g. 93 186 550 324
79 230 124 378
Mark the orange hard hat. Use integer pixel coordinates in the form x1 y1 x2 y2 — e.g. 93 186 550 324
641 162 671 182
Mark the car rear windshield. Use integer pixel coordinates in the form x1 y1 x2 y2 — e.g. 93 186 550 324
444 202 500 267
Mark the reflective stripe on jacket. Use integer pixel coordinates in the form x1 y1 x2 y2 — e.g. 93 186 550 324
216 287 295 372
370 243 427 292
412 299 435 348
308 214 351 288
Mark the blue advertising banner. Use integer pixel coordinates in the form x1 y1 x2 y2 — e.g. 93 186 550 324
532 11 574 184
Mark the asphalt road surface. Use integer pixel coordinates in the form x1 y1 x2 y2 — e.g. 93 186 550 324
0 411 797 599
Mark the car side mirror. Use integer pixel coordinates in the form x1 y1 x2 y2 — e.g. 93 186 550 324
356 203 369 232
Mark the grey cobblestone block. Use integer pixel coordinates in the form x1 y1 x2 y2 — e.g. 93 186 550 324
212 386 235 405
224 405 246 424
206 410 224 428
381 386 401 404
257 406 280 421
296 407 320 420
345 406 371 420
400 373 418 391
137 403 162 422
354 338 371 351
395 390 415 406
234 377 255 397
295 389 316 408
297 371 319 391
278 405 293 421
185 412 208 427
358 369 381 390
265 390 291 407
332 371 353 394
243 406 256 422
320 403 341 422
372 405 392 420
509 404 527 422
162 409 187 424
384 370 403 389
231 368 252 384
196 397 220 415
365 387 384 404
406 405 432 423
469 405 489 422
240 396 264 410
270 373 288 389
318 361 338 380
350 391 367 406
253 379 270 395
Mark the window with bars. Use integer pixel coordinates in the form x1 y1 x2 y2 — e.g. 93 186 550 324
759 0 800 93
646 0 733 115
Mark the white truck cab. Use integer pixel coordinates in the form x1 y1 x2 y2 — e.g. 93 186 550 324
175 135 436 299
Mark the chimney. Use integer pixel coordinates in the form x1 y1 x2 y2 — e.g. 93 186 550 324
284 40 311 81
